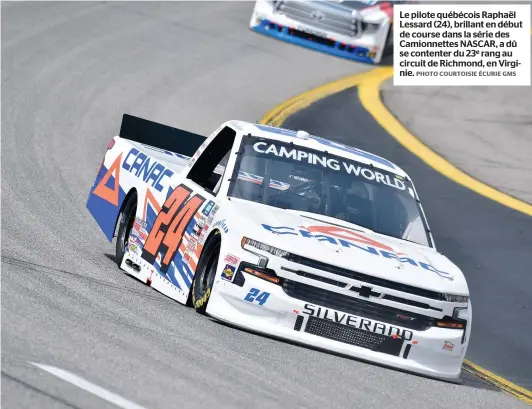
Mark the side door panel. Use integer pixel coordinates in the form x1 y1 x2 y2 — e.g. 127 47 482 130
123 125 236 303
134 183 215 293
141 184 205 270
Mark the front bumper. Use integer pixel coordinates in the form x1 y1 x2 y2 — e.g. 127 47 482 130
207 270 470 381
249 5 387 64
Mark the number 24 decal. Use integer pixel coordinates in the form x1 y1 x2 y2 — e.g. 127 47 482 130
141 184 205 272
244 288 270 305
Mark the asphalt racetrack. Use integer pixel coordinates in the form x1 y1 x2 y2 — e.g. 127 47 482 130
2 2 530 409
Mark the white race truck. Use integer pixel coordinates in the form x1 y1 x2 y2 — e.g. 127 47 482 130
87 114 471 380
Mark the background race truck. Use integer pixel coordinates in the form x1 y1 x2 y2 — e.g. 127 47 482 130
250 0 418 64
86 114 472 381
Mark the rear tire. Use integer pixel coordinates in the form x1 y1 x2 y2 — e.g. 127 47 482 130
191 233 221 314
115 193 137 268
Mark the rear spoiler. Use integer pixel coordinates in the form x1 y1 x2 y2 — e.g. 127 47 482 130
119 114 206 157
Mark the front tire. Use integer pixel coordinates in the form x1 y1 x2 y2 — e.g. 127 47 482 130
115 193 137 268
191 233 221 314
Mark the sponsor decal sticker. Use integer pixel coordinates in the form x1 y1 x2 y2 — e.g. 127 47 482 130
442 341 455 352
221 264 236 282
244 288 270 305
206 205 220 225
202 200 216 216
135 217 147 228
132 218 148 241
189 145 205 166
128 234 143 249
195 218 206 234
198 228 208 243
224 254 239 265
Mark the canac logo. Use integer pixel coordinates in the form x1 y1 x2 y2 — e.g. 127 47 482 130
262 224 453 280
122 148 174 192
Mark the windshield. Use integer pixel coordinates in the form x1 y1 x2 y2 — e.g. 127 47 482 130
227 136 432 247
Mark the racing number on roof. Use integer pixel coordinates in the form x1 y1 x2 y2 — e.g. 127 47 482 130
141 184 205 272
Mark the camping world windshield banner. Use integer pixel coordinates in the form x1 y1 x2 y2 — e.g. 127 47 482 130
252 141 407 191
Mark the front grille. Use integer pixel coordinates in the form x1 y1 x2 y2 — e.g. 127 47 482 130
283 280 434 331
289 28 336 47
283 267 347 288
285 267 441 311
382 294 441 311
304 316 404 356
278 1 357 37
287 253 445 301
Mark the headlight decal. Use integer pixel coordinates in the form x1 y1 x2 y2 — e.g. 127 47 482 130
241 237 290 258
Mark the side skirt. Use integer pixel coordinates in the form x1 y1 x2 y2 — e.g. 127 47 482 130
119 250 189 305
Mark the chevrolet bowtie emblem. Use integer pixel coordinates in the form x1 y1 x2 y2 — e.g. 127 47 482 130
358 286 373 298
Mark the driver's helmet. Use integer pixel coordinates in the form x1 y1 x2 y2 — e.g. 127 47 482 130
345 181 369 211
337 180 370 223
346 180 369 200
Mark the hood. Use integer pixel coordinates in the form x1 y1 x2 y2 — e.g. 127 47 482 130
322 0 393 22
227 198 468 295
326 0 382 11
